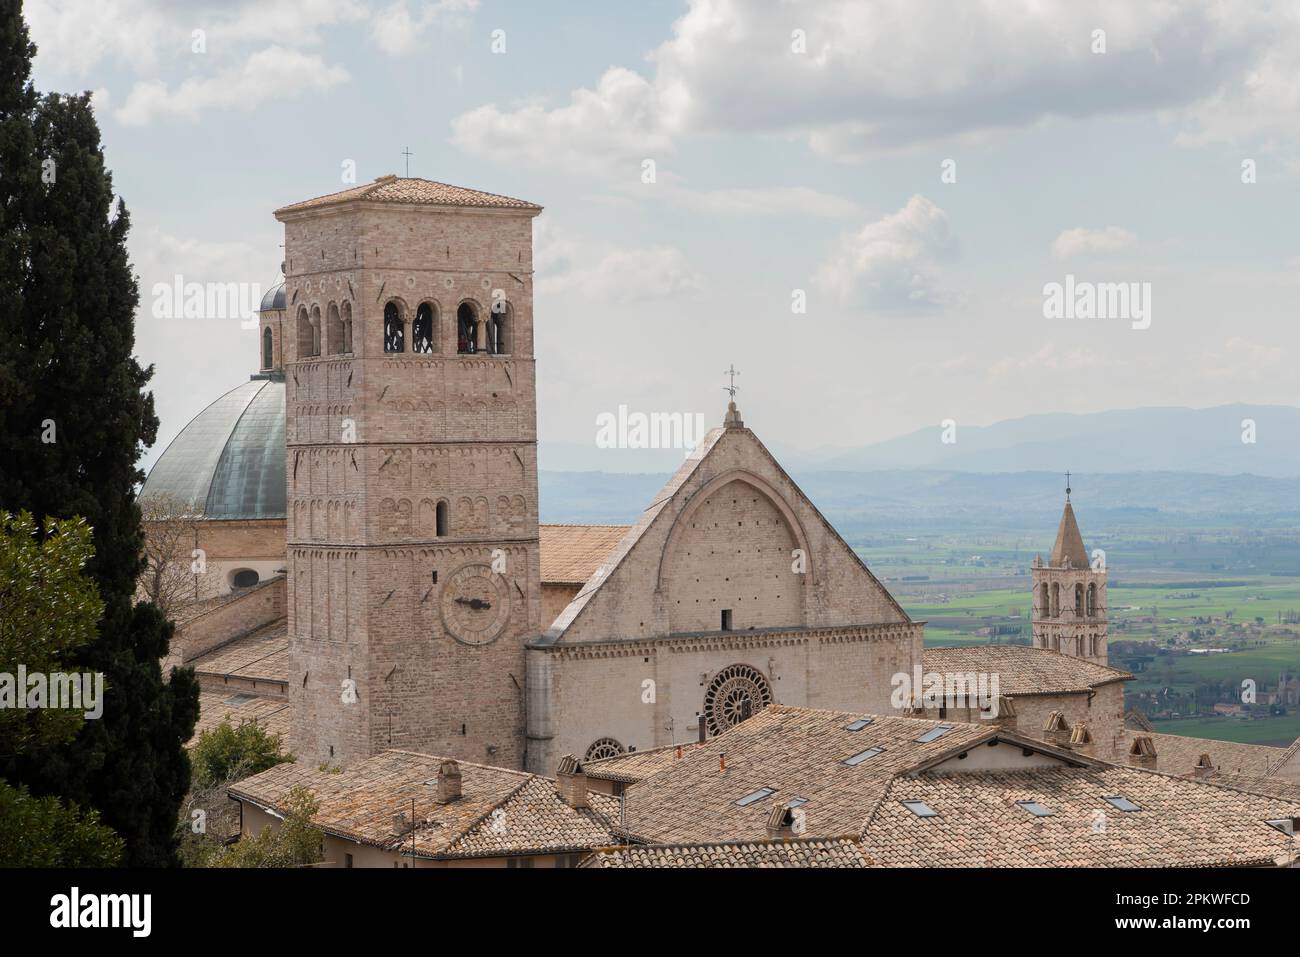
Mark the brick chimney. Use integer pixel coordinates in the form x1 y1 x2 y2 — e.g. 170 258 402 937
389 811 412 838
765 802 796 838
1192 752 1216 779
1043 710 1071 748
987 695 1017 730
1127 735 1157 770
1068 722 1095 756
435 758 462 804
555 754 589 809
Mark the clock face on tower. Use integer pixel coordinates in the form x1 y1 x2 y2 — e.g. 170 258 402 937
439 563 511 645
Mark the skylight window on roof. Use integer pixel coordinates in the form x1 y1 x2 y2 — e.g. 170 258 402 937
901 800 939 818
1266 818 1297 835
735 787 777 807
915 725 955 743
1103 795 1141 812
843 747 884 766
223 692 257 705
845 718 873 731
785 797 809 809
1016 800 1055 817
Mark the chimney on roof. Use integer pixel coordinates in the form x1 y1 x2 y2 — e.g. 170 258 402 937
435 758 462 803
390 811 412 838
987 695 1017 730
1043 710 1072 748
1127 735 1158 770
698 715 707 743
765 803 797 839
1068 722 1095 756
555 754 589 809
1193 752 1216 778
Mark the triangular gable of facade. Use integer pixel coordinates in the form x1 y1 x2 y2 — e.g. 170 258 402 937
538 419 911 645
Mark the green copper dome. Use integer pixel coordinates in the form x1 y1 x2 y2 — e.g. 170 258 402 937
142 377 286 519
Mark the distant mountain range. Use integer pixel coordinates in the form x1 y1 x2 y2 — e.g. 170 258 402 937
540 404 1300 477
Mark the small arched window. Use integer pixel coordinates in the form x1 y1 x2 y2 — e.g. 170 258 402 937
1038 583 1048 617
1074 583 1084 616
342 301 353 353
326 302 344 355
413 303 435 354
1087 582 1097 616
1050 582 1060 617
457 302 478 354
384 302 404 353
262 327 273 369
435 500 448 537
231 568 260 589
296 306 313 358
489 300 508 354
310 306 322 357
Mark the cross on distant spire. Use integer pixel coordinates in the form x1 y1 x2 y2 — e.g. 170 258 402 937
723 364 740 399
1065 471 1072 500
401 147 413 177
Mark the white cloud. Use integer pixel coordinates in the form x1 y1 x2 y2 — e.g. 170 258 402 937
451 67 674 174
450 0 1293 167
371 0 478 56
664 184 859 218
814 195 956 311
29 0 367 76
117 46 349 126
1050 226 1138 261
987 343 1102 379
536 223 701 302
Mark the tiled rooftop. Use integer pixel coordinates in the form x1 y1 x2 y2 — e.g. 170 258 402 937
230 750 618 860
1118 729 1284 778
189 619 289 686
922 644 1132 696
861 766 1300 867
189 690 290 746
583 837 871 868
275 175 541 215
539 524 630 585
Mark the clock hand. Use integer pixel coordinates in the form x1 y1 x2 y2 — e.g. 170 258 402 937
454 597 492 610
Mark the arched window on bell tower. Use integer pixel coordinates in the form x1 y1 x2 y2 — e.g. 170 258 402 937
1074 583 1084 617
310 306 322 356
1038 582 1049 618
489 300 508 354
384 301 404 353
1087 582 1097 617
413 302 435 354
435 500 449 537
457 302 478 354
262 327 273 370
296 306 314 358
342 301 353 353
1050 582 1060 617
326 302 344 355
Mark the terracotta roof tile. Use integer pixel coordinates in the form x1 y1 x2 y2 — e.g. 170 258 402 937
583 837 870 868
861 766 1300 867
539 524 630 585
188 690 290 746
229 750 617 860
189 619 289 686
923 644 1132 696
275 176 540 216
1117 730 1284 778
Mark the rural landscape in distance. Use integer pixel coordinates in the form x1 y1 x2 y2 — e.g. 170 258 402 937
2 0 1298 941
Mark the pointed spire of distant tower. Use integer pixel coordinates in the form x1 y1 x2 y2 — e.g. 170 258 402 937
722 363 744 428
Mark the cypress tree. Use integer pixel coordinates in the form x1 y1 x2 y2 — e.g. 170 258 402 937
0 4 199 867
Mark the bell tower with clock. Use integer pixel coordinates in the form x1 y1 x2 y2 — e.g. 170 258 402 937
276 175 543 770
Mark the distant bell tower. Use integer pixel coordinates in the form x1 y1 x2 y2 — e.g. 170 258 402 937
1031 478 1108 665
276 174 543 769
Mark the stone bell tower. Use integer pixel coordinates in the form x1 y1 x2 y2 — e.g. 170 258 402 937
276 175 543 769
1031 479 1108 665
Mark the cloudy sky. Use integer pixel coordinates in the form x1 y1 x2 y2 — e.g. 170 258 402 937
26 0 1300 469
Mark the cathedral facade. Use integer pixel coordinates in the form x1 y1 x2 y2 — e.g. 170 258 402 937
146 175 1130 776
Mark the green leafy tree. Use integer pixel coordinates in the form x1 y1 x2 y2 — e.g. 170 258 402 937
0 778 123 866
0 511 103 757
190 718 293 790
0 9 198 866
209 786 323 868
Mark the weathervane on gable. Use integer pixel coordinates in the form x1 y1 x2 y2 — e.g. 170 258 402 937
723 364 740 399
